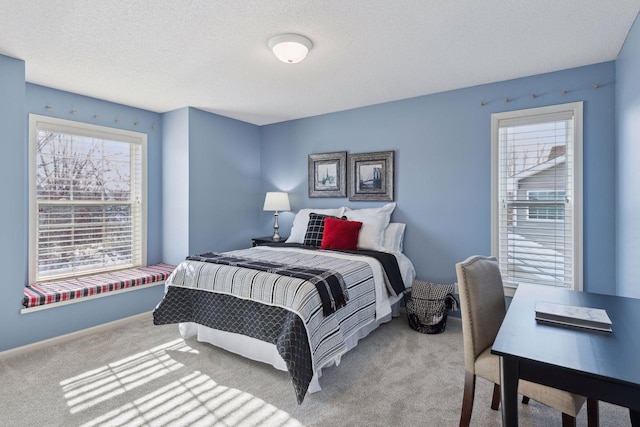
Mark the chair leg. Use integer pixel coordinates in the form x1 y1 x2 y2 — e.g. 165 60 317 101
562 413 577 427
459 371 476 427
522 396 530 405
587 398 599 427
491 383 500 410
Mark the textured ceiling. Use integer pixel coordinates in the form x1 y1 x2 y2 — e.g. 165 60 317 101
1 1 639 125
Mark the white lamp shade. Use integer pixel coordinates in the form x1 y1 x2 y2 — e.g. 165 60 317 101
268 34 312 64
263 192 290 211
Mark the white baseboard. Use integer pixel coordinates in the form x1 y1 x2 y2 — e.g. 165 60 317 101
0 311 153 361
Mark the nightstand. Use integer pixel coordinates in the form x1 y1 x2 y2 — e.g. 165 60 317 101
252 236 289 247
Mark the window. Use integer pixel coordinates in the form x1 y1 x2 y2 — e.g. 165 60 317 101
527 190 565 221
29 115 147 283
491 103 582 293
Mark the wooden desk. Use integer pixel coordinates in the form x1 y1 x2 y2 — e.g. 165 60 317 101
492 284 640 426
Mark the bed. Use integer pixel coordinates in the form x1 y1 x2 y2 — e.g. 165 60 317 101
153 203 416 403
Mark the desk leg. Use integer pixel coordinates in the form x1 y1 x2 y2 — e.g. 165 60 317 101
499 356 519 427
630 409 640 427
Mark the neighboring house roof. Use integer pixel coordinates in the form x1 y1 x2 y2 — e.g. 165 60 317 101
512 154 566 182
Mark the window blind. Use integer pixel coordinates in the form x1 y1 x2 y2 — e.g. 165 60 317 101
30 116 146 282
495 106 580 289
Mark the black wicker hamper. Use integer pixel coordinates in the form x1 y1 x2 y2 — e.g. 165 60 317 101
404 280 458 334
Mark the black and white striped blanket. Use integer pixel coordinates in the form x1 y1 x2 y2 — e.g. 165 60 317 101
154 246 391 403
186 252 348 316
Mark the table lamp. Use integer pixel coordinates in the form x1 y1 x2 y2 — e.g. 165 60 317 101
263 192 290 241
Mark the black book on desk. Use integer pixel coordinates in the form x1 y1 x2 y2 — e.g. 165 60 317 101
535 301 613 332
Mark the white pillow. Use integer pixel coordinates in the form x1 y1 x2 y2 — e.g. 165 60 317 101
286 208 345 244
382 223 406 253
343 202 396 251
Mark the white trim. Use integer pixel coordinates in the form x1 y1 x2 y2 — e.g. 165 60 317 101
20 280 164 314
573 103 584 291
28 114 148 283
0 311 153 361
491 102 583 291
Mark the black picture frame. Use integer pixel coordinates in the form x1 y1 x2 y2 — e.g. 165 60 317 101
308 151 347 198
348 151 394 201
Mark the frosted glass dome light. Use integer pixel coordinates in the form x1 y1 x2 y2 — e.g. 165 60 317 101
268 34 313 64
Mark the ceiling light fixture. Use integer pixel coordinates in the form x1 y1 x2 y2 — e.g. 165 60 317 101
268 34 313 64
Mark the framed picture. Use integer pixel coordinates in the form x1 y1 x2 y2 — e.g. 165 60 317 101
308 151 347 198
348 151 394 201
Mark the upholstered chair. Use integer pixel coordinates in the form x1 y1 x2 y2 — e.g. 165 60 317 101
455 255 598 427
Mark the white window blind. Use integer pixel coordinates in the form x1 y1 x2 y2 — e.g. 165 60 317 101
491 103 582 291
29 115 147 282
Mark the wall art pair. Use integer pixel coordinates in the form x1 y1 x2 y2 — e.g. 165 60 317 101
308 150 394 201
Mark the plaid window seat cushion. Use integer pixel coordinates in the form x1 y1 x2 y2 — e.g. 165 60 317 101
22 263 176 309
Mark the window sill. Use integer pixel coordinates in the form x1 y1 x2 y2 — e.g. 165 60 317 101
21 263 175 314
504 285 517 298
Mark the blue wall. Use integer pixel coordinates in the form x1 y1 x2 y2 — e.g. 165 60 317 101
261 62 617 293
187 107 262 255
0 55 27 352
161 107 262 266
0 58 168 352
0 53 264 352
0 50 624 352
162 108 190 264
616 13 640 298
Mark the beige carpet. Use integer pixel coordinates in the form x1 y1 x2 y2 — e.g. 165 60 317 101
0 314 631 426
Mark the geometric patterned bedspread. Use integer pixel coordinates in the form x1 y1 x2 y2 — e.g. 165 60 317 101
153 246 390 404
153 286 312 403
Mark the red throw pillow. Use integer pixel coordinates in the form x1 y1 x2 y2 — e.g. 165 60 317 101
320 217 363 251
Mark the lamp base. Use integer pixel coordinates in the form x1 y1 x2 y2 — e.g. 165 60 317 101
272 211 281 241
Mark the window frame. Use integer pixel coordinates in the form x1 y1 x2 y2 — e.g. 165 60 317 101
491 102 583 296
28 114 148 283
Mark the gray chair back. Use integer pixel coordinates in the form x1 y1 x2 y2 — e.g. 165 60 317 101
455 255 507 374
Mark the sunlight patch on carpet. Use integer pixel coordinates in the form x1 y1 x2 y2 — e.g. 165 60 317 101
61 338 197 414
60 338 302 426
76 370 303 427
